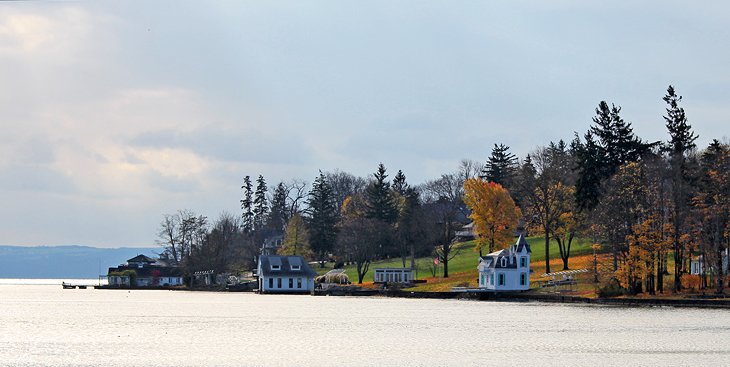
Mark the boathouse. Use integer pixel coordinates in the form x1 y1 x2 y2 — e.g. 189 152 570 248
257 255 317 294
373 268 414 284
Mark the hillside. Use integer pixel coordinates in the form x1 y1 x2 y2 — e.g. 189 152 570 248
317 236 597 290
0 245 159 279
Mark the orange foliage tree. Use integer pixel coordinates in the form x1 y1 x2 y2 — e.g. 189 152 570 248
463 178 522 256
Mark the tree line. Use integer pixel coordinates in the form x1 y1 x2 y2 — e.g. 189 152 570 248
157 85 729 294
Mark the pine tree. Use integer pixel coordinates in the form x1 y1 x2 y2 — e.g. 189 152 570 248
365 163 398 223
392 170 408 196
240 176 254 233
307 172 338 267
268 182 288 233
575 101 653 210
481 144 518 188
253 175 268 231
664 85 698 291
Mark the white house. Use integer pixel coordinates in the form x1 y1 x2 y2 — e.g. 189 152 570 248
257 255 317 294
477 235 531 291
373 268 414 284
690 249 729 276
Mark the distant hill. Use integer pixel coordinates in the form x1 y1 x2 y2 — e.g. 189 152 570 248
0 245 160 279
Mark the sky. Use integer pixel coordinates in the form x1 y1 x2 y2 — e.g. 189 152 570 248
0 1 728 248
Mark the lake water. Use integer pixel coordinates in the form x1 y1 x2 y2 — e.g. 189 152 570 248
1 283 729 367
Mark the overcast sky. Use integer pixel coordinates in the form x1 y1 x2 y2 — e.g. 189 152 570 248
1 1 728 247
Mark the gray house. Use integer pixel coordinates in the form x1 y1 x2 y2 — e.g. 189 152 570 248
257 255 317 294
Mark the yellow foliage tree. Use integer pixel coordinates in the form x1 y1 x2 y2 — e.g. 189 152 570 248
463 178 522 255
278 214 313 259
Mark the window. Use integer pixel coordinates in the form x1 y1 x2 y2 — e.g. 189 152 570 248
288 278 293 288
291 265 300 270
268 278 273 289
498 273 505 286
489 273 494 285
480 274 485 286
271 265 280 270
297 278 302 288
277 278 282 288
520 257 527 268
501 258 506 267
520 273 527 286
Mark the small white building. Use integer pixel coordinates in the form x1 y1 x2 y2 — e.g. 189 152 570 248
257 255 317 294
477 235 531 291
373 268 414 284
690 249 729 276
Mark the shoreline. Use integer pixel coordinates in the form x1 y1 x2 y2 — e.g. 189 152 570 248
314 288 730 309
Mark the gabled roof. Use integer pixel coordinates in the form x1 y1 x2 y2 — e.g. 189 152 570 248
514 234 531 254
259 255 317 278
127 255 156 264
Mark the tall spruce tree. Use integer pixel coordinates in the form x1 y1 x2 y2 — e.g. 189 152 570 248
481 143 518 188
253 175 268 231
307 171 338 267
240 176 254 233
268 182 289 233
365 163 398 223
574 101 653 211
664 85 698 291
392 170 408 196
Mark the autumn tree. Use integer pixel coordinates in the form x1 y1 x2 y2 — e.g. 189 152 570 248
520 142 574 274
551 185 581 270
278 214 312 259
692 140 730 294
463 178 521 256
336 194 388 283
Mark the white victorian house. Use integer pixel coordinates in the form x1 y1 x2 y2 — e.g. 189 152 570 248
477 235 531 291
257 255 317 294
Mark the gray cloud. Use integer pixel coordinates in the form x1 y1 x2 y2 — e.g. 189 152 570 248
130 125 315 165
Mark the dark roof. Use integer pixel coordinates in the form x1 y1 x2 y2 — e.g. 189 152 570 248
259 255 318 278
480 250 518 269
514 234 531 254
127 254 157 264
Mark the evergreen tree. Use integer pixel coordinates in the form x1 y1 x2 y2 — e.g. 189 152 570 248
253 175 268 231
574 101 653 210
481 143 518 188
307 171 338 267
365 163 398 223
268 182 288 233
573 131 604 210
392 169 408 196
240 176 254 233
663 85 698 291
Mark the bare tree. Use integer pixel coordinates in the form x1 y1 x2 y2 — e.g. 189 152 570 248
420 173 468 278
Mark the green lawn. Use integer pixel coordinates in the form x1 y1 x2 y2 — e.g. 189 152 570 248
318 236 597 284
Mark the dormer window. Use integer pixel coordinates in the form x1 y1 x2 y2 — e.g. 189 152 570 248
501 258 506 267
271 265 280 270
291 265 301 271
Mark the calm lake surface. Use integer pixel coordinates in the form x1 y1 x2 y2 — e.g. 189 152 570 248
1 284 730 367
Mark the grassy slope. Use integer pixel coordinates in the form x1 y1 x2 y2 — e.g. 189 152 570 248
318 236 597 291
